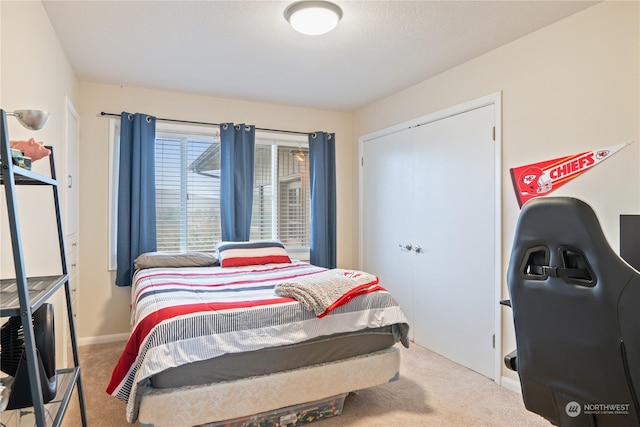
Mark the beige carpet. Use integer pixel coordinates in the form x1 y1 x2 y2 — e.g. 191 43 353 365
59 341 549 427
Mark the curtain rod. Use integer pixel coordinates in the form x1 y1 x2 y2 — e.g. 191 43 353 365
99 111 310 136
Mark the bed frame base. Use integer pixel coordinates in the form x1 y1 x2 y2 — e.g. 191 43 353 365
138 346 401 427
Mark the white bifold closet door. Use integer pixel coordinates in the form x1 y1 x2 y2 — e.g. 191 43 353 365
363 104 496 379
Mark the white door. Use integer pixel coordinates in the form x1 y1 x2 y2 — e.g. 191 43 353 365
362 128 416 336
362 103 496 378
65 98 79 236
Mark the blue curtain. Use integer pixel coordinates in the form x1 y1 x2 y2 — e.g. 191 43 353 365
308 131 336 269
220 123 256 242
115 112 157 286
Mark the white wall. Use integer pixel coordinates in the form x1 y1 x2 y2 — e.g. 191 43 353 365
353 1 640 382
0 1 79 367
1 1 78 276
3 2 638 365
77 83 353 339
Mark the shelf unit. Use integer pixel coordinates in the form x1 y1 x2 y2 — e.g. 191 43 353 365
0 109 87 426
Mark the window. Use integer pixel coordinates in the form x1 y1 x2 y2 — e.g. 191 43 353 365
108 121 310 269
155 132 221 252
252 139 310 259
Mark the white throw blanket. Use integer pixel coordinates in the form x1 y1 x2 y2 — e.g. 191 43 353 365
275 268 382 317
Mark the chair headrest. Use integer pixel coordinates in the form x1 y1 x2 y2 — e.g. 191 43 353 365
513 197 608 252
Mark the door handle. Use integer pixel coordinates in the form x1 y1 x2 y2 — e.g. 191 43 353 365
398 243 413 251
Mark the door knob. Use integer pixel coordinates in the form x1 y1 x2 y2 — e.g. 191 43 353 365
414 245 423 253
399 243 413 251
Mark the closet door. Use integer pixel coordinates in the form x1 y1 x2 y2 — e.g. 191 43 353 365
362 103 496 379
412 104 495 378
362 128 416 338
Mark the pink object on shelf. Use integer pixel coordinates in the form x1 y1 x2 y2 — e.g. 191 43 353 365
9 138 51 161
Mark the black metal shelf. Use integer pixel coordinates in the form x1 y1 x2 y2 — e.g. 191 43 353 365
0 168 57 186
0 109 87 426
0 368 80 426
0 275 69 317
51 367 81 426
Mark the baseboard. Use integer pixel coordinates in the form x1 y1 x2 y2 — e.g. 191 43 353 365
78 332 129 346
501 375 522 395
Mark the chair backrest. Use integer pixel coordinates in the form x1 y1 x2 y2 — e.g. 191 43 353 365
507 197 640 426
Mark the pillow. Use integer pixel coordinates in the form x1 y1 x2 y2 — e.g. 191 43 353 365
217 240 291 268
134 251 219 270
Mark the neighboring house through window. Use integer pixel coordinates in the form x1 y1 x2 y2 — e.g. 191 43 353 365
252 141 310 259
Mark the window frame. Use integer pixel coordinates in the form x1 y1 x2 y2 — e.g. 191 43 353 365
107 118 119 271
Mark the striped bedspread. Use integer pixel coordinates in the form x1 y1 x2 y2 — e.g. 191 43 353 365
106 261 409 423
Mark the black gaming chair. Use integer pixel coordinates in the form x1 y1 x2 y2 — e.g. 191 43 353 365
505 197 640 426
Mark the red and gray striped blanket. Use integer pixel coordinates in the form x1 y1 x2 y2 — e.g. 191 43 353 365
106 261 409 423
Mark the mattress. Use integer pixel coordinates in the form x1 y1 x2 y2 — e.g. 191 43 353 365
150 325 398 388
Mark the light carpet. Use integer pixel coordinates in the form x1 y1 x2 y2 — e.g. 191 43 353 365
57 341 549 427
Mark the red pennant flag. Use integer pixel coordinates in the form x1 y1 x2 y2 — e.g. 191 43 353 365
510 142 629 208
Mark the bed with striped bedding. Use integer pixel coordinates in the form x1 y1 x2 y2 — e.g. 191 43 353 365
107 260 409 423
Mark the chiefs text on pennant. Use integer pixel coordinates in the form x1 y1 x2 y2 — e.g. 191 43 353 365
510 143 629 207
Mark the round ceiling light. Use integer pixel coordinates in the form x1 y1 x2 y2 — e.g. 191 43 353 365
284 1 343 36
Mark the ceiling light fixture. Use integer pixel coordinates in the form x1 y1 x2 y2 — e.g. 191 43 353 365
284 1 343 36
293 150 306 162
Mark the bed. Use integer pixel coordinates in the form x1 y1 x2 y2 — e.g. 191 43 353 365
107 244 410 427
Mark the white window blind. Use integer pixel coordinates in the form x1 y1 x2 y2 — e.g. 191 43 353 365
251 141 310 254
277 145 310 251
155 135 221 252
251 144 274 240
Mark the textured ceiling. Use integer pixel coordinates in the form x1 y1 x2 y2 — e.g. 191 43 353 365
43 1 598 111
